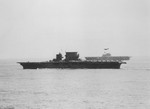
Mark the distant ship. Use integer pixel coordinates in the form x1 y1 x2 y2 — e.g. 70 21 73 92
85 52 130 61
18 51 130 69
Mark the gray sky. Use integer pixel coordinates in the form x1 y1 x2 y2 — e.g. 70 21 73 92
0 0 150 59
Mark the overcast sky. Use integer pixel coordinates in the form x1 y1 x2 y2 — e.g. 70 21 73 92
0 0 149 59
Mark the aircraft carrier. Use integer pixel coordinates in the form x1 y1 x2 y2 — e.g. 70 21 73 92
18 51 130 69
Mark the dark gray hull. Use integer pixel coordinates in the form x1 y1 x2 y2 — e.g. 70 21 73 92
85 56 130 61
18 61 122 69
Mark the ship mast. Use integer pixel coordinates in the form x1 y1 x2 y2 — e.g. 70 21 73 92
104 48 109 54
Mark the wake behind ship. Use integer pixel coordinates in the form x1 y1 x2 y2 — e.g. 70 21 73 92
18 52 130 69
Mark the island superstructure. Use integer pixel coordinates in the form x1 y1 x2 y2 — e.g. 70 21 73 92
18 51 130 69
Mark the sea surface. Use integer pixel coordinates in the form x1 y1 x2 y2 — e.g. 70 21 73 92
0 57 150 109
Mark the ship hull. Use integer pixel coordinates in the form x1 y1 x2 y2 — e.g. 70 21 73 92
18 61 122 69
85 56 130 61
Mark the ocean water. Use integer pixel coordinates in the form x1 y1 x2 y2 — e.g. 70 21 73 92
0 57 150 109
